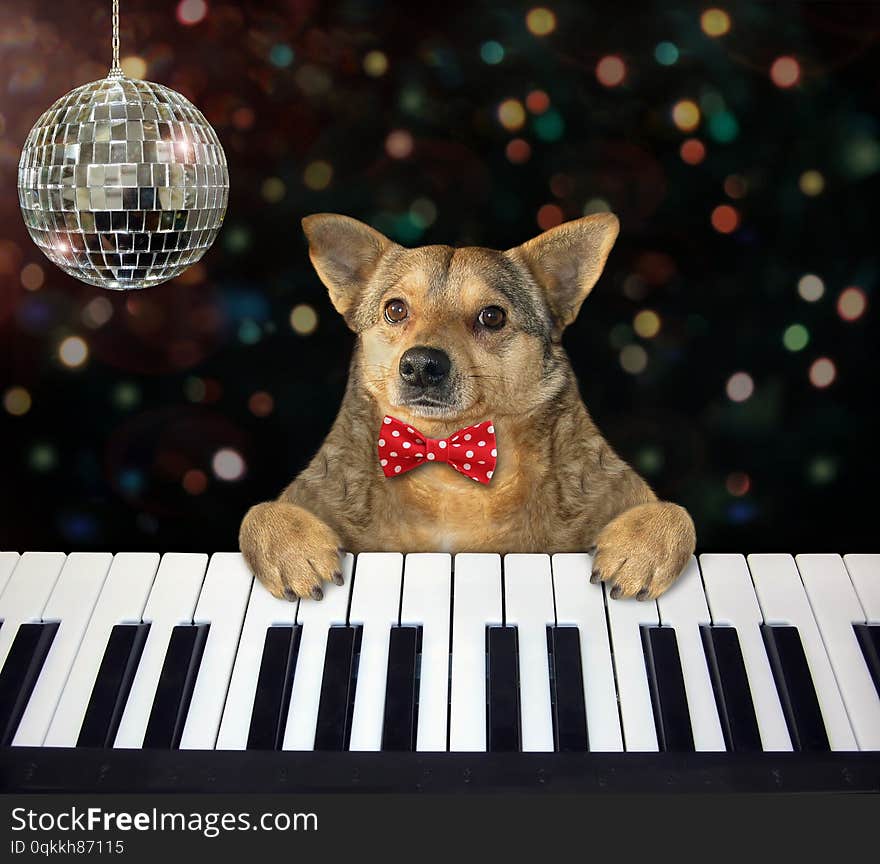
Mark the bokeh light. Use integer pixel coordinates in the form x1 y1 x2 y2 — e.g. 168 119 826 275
770 56 800 88
526 90 550 114
303 160 333 190
799 170 824 196
537 203 564 230
596 55 626 87
4 386 31 416
261 177 286 203
798 274 825 302
183 469 208 495
58 336 88 368
269 44 294 69
212 448 246 481
633 309 661 339
672 100 700 132
386 129 414 159
680 138 706 165
782 324 809 352
480 41 504 65
724 175 747 199
29 444 56 473
249 391 275 417
506 139 531 164
176 0 208 26
498 99 526 131
526 8 557 36
837 286 867 322
701 9 731 37
81 297 113 329
290 304 318 335
620 344 648 374
711 204 739 233
120 56 147 78
363 50 389 77
809 357 836 388
726 372 754 402
726 472 751 496
654 42 679 65
20 262 44 291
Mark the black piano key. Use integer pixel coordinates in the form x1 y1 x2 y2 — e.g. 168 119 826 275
641 625 695 752
700 625 761 753
486 626 520 752
382 626 422 751
853 624 880 699
77 623 150 748
547 626 588 752
0 622 59 746
314 626 361 751
143 623 209 749
247 625 301 750
761 624 829 751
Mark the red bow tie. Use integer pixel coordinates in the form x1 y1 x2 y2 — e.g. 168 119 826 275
378 415 497 484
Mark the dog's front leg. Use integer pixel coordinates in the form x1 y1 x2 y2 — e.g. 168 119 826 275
239 499 344 601
590 499 696 600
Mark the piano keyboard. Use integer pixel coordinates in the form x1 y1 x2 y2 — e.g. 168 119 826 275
1 550 878 792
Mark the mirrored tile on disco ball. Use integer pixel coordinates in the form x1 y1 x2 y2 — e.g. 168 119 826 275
17 75 229 291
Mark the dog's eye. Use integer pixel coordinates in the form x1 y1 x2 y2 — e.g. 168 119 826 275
384 299 409 323
478 305 507 330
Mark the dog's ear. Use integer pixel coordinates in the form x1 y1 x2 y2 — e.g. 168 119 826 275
302 214 397 324
508 213 619 334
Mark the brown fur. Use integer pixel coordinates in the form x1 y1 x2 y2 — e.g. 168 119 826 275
239 213 696 601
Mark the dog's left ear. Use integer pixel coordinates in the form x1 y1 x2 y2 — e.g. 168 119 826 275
508 213 619 334
302 213 398 326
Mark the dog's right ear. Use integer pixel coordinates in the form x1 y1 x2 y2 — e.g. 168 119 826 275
302 214 396 326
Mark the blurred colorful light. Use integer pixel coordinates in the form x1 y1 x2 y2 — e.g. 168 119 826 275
537 203 564 230
771 56 800 88
798 274 825 302
672 100 700 132
20 262 44 291
59 336 88 368
363 51 388 77
212 448 246 481
526 90 550 114
506 139 531 164
726 372 754 402
3 386 31 416
526 8 557 36
290 304 318 335
783 324 809 352
723 175 747 198
680 138 706 165
726 472 750 496
711 204 739 233
620 344 648 374
799 170 824 196
303 160 333 190
183 469 208 495
498 99 526 131
176 0 207 26
120 56 147 78
837 286 867 322
633 310 661 339
809 357 836 388
249 392 274 418
654 42 679 65
480 41 504 64
385 129 414 159
701 9 731 36
596 56 626 87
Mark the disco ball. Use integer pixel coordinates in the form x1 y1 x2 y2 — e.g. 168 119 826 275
17 74 229 291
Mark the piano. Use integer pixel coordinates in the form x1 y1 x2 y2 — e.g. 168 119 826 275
1 550 878 792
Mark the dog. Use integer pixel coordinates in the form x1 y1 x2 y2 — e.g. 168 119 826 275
239 212 696 602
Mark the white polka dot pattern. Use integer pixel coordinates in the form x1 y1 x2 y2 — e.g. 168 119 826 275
377 415 497 484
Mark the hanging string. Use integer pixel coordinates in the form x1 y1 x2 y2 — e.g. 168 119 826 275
109 0 122 77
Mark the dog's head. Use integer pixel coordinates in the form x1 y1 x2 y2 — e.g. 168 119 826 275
302 213 619 425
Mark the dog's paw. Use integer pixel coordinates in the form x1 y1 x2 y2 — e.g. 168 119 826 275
590 502 695 600
239 501 345 601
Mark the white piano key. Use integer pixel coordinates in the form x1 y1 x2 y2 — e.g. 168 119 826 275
656 557 725 751
0 552 20 599
13 553 113 746
449 553 503 752
400 553 451 751
44 553 160 747
216 574 299 750
606 588 659 751
179 553 252 749
0 552 66 673
551 554 622 752
114 553 208 749
281 553 354 751
348 553 404 751
699 553 792 751
503 554 555 752
748 553 857 751
795 554 880 750
844 554 880 622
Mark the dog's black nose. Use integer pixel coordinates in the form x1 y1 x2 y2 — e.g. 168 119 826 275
399 346 451 388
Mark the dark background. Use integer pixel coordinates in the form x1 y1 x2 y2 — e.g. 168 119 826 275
1 0 877 554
